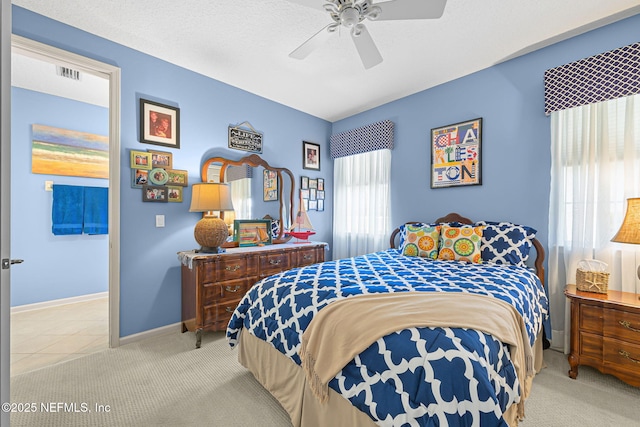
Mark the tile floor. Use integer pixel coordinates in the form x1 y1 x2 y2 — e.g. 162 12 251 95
10 297 109 376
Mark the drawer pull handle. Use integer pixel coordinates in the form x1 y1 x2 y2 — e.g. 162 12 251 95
225 285 241 292
225 307 234 313
303 255 312 260
619 350 640 364
269 259 282 265
225 265 241 272
619 320 640 333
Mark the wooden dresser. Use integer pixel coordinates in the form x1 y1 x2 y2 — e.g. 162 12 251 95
565 284 640 387
179 242 326 348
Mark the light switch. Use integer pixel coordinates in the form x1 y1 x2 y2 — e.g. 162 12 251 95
156 215 165 227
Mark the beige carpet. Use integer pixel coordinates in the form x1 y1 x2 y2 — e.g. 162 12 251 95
9 331 640 426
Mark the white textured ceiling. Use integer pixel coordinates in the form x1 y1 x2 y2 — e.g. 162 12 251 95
11 0 640 122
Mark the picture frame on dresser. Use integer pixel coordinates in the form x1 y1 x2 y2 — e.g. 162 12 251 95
234 219 272 247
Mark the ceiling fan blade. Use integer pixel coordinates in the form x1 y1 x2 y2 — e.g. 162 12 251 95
376 0 447 21
289 25 334 60
351 25 383 69
284 0 326 12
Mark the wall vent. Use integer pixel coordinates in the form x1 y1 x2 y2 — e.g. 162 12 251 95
56 66 81 81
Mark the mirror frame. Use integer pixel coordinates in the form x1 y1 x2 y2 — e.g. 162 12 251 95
200 153 295 244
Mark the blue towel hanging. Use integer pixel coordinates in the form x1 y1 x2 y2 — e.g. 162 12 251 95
83 186 108 235
52 184 84 235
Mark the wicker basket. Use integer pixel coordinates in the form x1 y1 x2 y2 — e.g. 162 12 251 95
576 260 609 294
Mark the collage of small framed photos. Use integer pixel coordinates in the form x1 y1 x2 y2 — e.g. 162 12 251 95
300 176 324 212
130 149 188 202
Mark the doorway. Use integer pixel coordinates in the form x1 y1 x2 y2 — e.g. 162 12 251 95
8 36 121 375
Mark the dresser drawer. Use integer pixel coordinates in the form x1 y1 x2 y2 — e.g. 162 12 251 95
604 308 640 345
579 303 604 334
218 256 258 281
604 337 640 386
202 278 254 305
202 298 242 327
296 248 320 267
260 252 290 276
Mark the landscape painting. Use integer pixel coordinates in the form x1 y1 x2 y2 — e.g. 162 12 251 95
32 124 109 179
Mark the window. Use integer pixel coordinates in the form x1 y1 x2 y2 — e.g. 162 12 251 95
332 149 391 259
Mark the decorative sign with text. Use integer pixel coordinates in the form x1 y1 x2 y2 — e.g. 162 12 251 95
228 122 263 153
430 118 482 188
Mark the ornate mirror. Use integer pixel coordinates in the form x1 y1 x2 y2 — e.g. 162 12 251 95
200 154 295 245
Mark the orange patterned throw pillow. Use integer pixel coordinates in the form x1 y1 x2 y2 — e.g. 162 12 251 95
400 224 441 259
437 225 484 263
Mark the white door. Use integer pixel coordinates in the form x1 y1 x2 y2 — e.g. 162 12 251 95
1 2 12 425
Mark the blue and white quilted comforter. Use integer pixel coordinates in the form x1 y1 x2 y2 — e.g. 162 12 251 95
227 249 548 426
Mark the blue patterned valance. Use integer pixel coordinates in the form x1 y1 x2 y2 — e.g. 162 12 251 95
330 119 394 159
544 42 640 115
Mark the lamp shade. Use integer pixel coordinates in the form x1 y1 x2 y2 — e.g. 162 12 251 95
611 198 640 244
189 183 234 213
189 183 234 253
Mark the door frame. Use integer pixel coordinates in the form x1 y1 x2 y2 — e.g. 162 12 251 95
11 35 122 348
1 2 12 425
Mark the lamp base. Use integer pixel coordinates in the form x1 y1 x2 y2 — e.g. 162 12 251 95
194 215 229 254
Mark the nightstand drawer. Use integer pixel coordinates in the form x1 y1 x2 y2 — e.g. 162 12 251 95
604 309 640 345
579 331 603 361
579 304 604 333
604 337 640 386
260 252 290 276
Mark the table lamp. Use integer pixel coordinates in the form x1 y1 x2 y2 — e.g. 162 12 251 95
189 183 234 253
611 197 640 282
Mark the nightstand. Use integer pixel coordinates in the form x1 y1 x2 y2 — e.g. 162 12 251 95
565 284 640 387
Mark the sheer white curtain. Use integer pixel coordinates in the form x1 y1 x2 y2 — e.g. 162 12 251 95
549 94 640 352
332 149 392 259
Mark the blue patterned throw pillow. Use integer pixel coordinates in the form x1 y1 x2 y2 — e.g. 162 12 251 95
476 221 537 267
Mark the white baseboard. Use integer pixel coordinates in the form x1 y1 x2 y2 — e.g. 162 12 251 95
119 322 182 346
11 291 108 313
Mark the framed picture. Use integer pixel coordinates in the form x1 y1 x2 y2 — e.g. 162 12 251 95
131 169 149 188
317 199 325 212
317 178 324 191
142 185 168 202
130 150 152 170
140 98 180 149
317 190 325 200
303 141 320 171
167 186 183 202
300 189 309 200
431 118 482 189
309 199 318 211
263 169 278 202
167 169 188 186
149 150 173 169
234 219 272 247
309 178 318 190
301 176 309 190
309 188 317 201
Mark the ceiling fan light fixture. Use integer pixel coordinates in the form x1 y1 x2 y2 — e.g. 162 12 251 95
352 23 364 37
341 7 360 28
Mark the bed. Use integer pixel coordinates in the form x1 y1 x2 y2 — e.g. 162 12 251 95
226 213 549 426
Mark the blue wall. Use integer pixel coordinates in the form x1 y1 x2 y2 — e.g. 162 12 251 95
332 13 640 269
12 6 333 337
10 87 109 306
11 5 640 338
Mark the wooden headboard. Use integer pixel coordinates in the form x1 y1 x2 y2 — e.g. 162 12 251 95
389 213 545 286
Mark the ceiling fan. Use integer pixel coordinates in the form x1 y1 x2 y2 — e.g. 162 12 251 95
288 0 447 69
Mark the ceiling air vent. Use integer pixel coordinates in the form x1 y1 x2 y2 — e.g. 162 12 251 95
56 66 81 81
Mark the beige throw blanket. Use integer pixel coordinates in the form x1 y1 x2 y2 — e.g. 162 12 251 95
299 292 534 420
